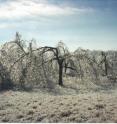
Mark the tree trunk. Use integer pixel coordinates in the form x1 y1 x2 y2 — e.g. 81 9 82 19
105 57 108 76
102 52 108 76
58 63 63 86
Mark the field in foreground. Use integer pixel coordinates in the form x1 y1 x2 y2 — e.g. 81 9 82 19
0 81 117 123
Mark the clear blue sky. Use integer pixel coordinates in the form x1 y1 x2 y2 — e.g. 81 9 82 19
0 0 117 51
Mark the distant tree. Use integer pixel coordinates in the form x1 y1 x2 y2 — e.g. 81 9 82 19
74 49 105 80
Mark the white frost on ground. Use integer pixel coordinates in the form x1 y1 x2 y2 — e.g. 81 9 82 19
0 81 117 123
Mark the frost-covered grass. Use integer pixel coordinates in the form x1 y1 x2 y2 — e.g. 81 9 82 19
0 79 117 123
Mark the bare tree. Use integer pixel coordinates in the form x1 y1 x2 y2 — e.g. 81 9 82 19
10 39 77 86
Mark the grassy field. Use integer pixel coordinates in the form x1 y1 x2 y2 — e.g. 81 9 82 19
0 78 117 123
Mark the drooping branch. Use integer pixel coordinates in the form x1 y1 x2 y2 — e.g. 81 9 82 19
64 66 78 73
74 52 105 73
9 53 29 72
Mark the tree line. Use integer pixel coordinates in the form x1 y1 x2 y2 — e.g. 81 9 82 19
0 32 117 90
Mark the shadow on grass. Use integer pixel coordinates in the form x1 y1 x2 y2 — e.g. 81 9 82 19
62 85 79 94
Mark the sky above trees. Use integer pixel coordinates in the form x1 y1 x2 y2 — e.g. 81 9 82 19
0 0 117 51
